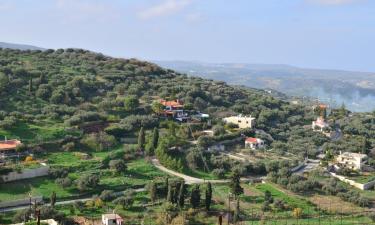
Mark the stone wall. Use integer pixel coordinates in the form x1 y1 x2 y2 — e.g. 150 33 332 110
329 172 375 190
1 166 49 183
0 196 43 209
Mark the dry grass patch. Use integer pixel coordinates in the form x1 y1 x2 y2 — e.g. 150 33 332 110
309 194 363 214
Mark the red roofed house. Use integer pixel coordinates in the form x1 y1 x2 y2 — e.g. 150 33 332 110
245 137 265 150
0 139 22 158
160 99 188 122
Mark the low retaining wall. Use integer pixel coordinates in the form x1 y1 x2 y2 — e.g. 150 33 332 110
330 172 375 190
1 166 49 183
0 196 43 209
12 219 58 225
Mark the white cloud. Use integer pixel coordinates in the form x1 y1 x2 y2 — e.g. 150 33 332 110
138 0 193 20
308 0 362 5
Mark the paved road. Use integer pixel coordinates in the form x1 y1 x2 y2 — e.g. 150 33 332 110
0 188 145 213
331 128 343 142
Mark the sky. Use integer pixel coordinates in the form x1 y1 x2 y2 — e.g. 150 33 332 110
0 0 375 72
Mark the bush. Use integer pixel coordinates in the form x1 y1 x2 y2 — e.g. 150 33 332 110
212 168 225 178
80 132 117 151
100 190 115 201
62 142 75 151
49 168 68 178
76 174 100 191
109 159 127 173
55 177 72 188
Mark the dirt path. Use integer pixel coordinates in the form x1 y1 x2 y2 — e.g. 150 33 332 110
151 158 256 184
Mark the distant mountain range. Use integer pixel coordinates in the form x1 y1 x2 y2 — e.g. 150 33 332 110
155 61 375 112
0 42 45 51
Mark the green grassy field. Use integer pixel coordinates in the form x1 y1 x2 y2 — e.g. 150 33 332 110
0 157 166 202
0 177 76 201
0 121 80 143
254 183 318 213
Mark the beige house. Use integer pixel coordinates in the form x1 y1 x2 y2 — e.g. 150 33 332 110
312 117 329 132
223 115 255 129
336 152 368 171
102 214 123 225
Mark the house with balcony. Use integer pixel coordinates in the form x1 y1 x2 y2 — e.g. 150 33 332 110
223 114 255 129
0 138 22 159
336 152 368 171
160 99 189 122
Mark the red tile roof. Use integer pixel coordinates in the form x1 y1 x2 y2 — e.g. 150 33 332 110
160 99 183 108
0 139 21 151
245 137 258 143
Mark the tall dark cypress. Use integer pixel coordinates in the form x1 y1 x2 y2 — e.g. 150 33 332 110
178 180 186 208
205 182 212 211
167 183 173 203
190 184 201 209
29 77 33 93
152 127 159 149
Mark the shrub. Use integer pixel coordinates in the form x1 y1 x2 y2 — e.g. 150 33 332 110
80 132 117 151
109 159 127 173
99 190 115 201
49 168 68 178
62 142 75 151
55 177 72 188
76 174 100 191
292 208 303 219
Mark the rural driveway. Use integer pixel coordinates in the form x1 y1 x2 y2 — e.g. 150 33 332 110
151 158 256 184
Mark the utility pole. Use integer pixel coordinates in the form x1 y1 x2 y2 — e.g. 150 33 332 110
227 193 232 225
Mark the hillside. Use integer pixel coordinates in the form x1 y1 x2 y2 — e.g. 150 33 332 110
0 42 45 51
0 48 316 144
156 61 375 112
0 48 374 224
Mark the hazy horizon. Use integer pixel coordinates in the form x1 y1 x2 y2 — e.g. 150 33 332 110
1 0 375 72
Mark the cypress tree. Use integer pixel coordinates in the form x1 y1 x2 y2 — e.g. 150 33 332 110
152 127 159 149
230 171 243 198
138 127 145 151
164 177 169 197
178 180 186 208
167 182 173 203
205 182 212 211
29 77 33 93
50 191 56 208
149 181 157 203
233 198 240 223
190 184 201 209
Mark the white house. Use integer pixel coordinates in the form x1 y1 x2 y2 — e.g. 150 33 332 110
312 117 329 132
336 152 368 171
245 137 265 150
102 214 124 225
223 115 255 129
